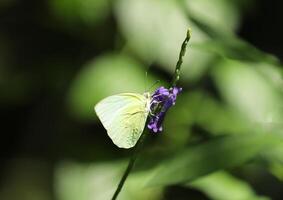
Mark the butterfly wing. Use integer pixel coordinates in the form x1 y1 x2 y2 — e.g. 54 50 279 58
94 93 150 148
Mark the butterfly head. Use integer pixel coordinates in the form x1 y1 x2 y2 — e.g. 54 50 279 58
143 92 151 99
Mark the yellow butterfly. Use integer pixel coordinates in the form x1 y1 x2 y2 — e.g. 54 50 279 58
95 93 151 148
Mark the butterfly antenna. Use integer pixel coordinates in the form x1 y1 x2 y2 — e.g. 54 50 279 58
148 80 160 92
144 71 148 93
144 63 155 92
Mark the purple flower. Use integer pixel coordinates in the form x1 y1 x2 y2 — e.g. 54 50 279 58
147 86 182 133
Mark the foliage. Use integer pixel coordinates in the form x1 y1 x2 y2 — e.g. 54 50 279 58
1 0 283 200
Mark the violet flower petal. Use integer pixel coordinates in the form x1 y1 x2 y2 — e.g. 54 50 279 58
147 86 182 133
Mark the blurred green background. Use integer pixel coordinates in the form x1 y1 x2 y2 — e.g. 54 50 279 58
1 0 283 199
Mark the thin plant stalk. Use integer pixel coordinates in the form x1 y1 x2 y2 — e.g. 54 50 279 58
111 29 192 200
171 29 192 86
111 131 147 200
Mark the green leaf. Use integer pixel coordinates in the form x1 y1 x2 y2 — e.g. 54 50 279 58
165 91 252 138
193 39 278 64
184 7 278 64
260 141 283 181
183 0 240 34
114 0 214 81
147 133 280 186
55 161 162 200
189 171 269 200
213 59 283 124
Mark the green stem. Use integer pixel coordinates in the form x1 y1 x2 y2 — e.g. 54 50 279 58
111 29 191 200
111 131 147 200
171 29 192 87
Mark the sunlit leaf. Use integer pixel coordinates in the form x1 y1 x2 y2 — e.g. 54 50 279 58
256 62 283 92
114 0 214 81
68 54 160 120
213 59 283 123
184 0 240 34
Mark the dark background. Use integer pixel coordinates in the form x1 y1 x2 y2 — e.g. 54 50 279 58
0 0 282 199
